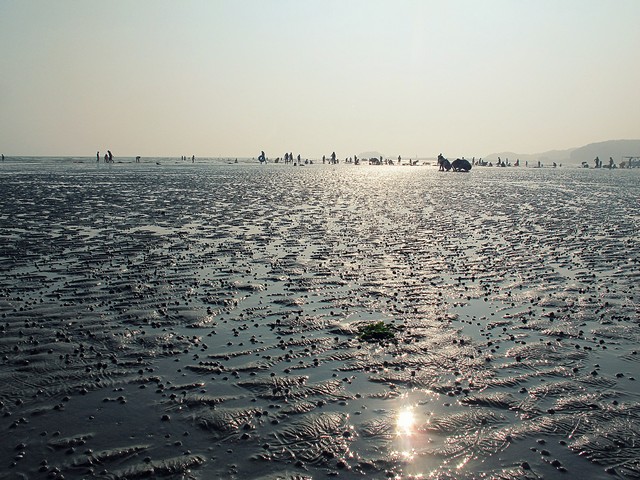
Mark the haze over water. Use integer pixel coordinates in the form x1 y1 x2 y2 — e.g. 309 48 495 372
1 1 639 158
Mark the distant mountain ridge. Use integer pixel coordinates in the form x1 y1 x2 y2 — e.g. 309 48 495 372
485 139 640 165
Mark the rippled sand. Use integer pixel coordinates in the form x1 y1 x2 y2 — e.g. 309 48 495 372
1 160 639 479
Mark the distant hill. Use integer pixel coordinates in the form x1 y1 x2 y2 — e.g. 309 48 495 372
569 139 640 164
483 149 570 165
485 139 640 165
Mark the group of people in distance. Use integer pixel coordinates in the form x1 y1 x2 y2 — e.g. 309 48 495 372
97 150 113 163
94 152 198 164
258 151 356 166
592 156 615 169
258 151 427 166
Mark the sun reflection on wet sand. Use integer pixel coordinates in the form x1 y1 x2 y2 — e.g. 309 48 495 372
396 407 417 436
393 407 420 475
390 400 440 479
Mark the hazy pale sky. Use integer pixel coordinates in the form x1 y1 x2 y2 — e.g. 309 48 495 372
1 0 638 158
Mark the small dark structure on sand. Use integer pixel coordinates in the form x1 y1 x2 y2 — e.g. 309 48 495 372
438 154 472 172
451 158 472 172
437 154 451 171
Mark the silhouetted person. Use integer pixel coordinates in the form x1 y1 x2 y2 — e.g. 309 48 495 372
96 151 99 162
108 150 113 163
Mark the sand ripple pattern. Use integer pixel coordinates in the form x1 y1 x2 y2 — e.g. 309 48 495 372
0 161 639 478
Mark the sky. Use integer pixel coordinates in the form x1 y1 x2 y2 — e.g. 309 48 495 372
1 0 639 159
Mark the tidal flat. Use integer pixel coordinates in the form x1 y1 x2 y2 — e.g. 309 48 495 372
0 160 639 479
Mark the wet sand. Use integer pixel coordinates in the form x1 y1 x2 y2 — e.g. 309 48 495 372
1 160 639 479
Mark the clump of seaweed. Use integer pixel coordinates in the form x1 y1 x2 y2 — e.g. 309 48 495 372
357 321 400 342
